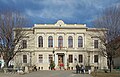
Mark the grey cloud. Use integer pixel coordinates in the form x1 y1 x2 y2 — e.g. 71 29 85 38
0 0 120 26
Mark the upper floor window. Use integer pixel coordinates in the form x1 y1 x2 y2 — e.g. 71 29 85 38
38 36 43 47
23 55 27 63
94 40 98 48
48 36 53 47
58 36 63 48
68 36 73 48
94 55 98 63
78 36 83 47
22 40 27 48
69 55 73 63
79 54 83 63
39 54 43 63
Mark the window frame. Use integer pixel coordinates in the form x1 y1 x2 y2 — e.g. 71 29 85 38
78 54 83 63
23 55 27 63
58 36 63 48
49 54 53 63
48 36 53 47
22 40 27 49
38 36 43 47
94 40 99 48
68 36 73 48
38 54 43 63
78 36 83 48
69 55 73 63
94 55 98 63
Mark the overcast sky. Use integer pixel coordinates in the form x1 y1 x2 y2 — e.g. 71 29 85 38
0 0 120 27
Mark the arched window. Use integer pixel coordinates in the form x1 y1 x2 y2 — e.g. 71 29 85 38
48 36 53 47
38 36 43 47
78 36 83 47
68 36 73 48
58 36 63 48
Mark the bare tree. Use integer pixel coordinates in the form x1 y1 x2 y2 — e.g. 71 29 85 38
0 11 28 67
93 6 120 72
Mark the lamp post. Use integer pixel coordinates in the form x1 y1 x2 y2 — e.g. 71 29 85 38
53 50 55 62
88 55 90 66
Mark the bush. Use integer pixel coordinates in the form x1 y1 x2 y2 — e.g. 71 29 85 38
49 61 55 70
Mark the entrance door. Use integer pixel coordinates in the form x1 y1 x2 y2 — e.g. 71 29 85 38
58 55 64 66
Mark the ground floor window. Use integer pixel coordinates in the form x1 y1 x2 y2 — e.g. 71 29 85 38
49 54 53 63
23 55 27 63
79 54 83 63
39 54 43 63
94 55 98 63
69 55 73 63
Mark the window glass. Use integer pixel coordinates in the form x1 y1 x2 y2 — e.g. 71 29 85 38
79 55 83 63
68 36 73 48
94 55 98 63
69 55 73 63
38 36 43 47
78 36 83 47
48 36 53 47
22 40 27 48
58 36 63 48
94 40 98 48
23 55 27 63
39 54 43 63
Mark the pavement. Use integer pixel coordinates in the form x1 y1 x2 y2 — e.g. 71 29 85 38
0 70 93 77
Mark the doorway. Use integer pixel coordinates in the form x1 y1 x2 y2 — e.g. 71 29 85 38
58 54 64 66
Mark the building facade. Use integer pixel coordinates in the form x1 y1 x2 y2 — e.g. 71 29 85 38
14 20 107 70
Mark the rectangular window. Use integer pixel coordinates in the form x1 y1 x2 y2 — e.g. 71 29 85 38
49 54 53 63
79 55 83 63
22 40 27 48
94 55 98 63
23 55 27 63
94 40 98 48
69 55 73 63
39 54 43 63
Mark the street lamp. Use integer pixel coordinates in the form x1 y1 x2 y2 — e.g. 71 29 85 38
52 50 55 62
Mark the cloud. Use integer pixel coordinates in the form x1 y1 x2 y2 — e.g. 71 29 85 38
0 0 120 25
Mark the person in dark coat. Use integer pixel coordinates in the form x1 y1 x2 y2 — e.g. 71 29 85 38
81 65 85 74
76 64 79 74
78 65 81 73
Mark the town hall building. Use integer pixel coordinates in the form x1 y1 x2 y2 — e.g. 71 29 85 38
14 20 107 70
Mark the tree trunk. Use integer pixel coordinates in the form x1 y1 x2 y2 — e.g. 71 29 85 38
109 57 112 72
4 57 12 68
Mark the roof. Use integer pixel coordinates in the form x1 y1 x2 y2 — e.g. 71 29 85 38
33 20 87 29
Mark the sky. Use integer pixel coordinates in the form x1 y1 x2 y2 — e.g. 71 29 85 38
0 0 120 27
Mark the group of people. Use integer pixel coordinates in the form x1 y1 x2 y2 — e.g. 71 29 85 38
76 64 85 74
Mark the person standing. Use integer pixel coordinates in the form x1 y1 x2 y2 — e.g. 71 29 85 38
78 64 81 73
81 65 84 74
76 64 79 74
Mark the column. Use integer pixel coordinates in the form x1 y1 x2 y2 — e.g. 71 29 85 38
64 33 67 48
44 33 47 48
55 54 58 68
74 33 77 49
54 33 57 47
64 53 67 69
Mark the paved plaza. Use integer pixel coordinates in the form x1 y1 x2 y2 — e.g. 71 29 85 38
0 70 93 77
